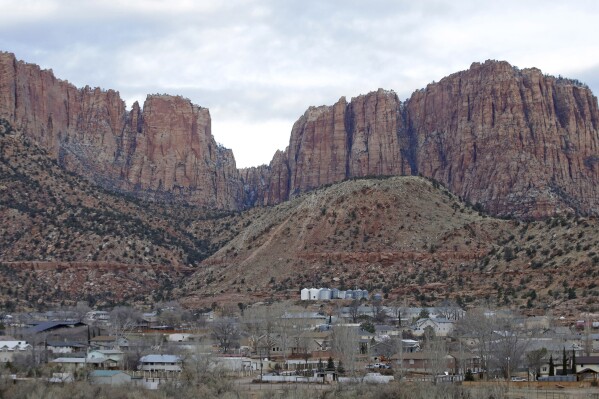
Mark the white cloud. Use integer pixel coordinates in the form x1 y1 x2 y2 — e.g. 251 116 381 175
1 0 598 166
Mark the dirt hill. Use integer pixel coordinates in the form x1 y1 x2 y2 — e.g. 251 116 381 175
181 176 599 317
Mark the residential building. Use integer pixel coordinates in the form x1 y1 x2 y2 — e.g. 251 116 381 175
138 354 182 373
88 370 132 385
412 318 455 337
90 336 129 349
0 340 31 363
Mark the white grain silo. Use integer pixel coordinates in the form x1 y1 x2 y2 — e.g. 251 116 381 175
309 288 320 300
331 288 339 299
301 288 310 301
345 289 354 299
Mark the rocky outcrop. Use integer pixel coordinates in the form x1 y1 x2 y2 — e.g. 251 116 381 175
1 51 597 217
245 61 599 218
406 61 599 218
0 52 243 209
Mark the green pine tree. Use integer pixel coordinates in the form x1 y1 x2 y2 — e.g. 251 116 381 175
549 355 555 376
327 356 335 371
465 369 475 381
571 349 576 375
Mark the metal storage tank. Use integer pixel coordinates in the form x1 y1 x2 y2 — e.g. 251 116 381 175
309 288 320 300
331 288 339 299
300 288 310 301
318 288 332 300
337 290 346 299
345 290 354 299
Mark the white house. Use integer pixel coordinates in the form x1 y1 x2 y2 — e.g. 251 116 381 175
138 354 182 373
412 318 455 337
47 341 87 354
167 333 193 342
0 340 32 363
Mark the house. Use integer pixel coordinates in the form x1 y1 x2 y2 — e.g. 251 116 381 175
84 311 110 324
390 351 456 374
138 354 182 373
374 325 402 337
212 355 258 375
87 349 125 369
167 333 193 342
369 338 421 361
90 336 129 349
575 356 599 381
24 320 86 335
282 312 328 330
46 341 87 354
88 370 132 385
290 331 332 356
412 318 455 337
50 357 106 371
0 340 32 362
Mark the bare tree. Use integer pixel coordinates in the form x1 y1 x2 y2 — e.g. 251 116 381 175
489 317 529 379
210 318 240 354
425 336 449 384
455 308 496 378
271 303 294 362
332 326 360 376
371 298 387 323
349 300 360 323
241 304 286 360
109 306 142 341
526 347 547 380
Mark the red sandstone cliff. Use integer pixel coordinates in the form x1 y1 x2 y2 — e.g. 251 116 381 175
0 52 242 209
1 52 597 217
407 61 599 218
244 61 599 217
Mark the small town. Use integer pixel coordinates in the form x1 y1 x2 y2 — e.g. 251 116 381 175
1 295 598 398
2 1 599 399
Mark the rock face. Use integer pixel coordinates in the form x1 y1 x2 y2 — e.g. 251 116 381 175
0 52 243 209
244 61 599 218
1 52 597 217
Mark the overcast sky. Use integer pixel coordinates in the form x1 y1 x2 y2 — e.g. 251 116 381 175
1 0 598 167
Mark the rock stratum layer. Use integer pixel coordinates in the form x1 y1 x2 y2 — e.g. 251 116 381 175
1 52 598 218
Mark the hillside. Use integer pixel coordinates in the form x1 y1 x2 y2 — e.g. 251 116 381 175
0 119 262 309
181 176 599 317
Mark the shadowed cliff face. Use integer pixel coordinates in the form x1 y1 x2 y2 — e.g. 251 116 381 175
1 51 597 218
0 52 243 210
244 61 599 218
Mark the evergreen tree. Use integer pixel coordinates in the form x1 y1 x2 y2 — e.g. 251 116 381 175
337 360 345 374
327 356 335 371
465 369 475 381
549 355 555 376
562 347 567 375
571 349 576 375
